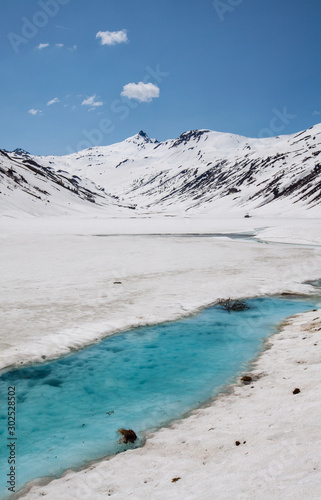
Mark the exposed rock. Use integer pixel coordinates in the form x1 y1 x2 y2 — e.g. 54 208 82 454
118 428 137 444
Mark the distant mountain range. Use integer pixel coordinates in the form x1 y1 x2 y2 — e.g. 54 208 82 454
1 125 321 217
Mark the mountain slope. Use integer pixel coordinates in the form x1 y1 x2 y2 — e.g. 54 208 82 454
0 149 131 216
2 125 321 216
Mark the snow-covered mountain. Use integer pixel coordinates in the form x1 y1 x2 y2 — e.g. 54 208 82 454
0 149 131 216
2 125 321 217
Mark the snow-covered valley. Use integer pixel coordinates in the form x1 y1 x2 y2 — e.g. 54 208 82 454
1 125 321 499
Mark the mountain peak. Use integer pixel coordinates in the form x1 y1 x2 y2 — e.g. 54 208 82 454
13 148 30 156
170 129 211 148
138 130 149 139
2 147 30 157
136 130 158 143
126 130 158 146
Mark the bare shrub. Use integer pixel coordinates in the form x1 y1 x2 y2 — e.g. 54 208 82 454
218 298 249 312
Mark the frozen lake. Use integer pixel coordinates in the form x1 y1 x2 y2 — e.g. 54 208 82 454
0 295 318 498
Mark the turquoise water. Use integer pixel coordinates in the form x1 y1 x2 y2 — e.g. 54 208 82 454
0 296 318 498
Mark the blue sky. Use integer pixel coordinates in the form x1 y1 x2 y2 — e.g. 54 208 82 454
1 0 321 155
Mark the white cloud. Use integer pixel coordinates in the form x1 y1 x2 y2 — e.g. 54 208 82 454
28 109 42 115
68 44 77 52
47 97 60 106
55 43 64 48
36 43 49 50
313 110 320 116
96 29 128 46
81 95 103 107
121 82 160 103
